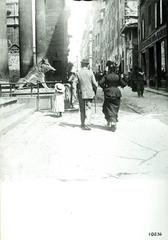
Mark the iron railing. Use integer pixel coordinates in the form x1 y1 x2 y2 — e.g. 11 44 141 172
0 81 73 111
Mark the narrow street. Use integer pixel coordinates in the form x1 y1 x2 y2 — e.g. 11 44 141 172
0 87 168 240
0 87 168 180
1 0 168 239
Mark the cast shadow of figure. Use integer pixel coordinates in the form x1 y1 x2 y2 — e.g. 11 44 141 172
43 112 111 131
45 113 63 118
59 122 110 131
90 124 110 131
42 113 58 118
59 122 80 128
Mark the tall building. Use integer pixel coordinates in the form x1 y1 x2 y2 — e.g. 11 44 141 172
92 0 122 72
139 0 168 89
82 0 138 75
120 0 138 74
80 6 93 69
92 0 106 72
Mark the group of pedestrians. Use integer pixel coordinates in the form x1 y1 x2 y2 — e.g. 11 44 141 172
53 59 98 130
52 59 145 132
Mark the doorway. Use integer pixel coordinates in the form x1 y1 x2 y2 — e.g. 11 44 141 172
149 46 155 87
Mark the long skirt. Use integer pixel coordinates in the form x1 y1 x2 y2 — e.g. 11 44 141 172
102 97 121 123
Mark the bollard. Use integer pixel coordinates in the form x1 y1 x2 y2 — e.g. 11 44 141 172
30 84 33 97
10 84 12 97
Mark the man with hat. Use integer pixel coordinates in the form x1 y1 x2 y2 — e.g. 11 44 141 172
76 59 98 130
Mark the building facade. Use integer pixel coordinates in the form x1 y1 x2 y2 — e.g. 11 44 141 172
91 0 105 72
0 0 9 80
6 0 20 81
19 0 69 81
80 28 93 68
139 0 168 89
0 0 69 82
81 0 138 75
6 0 19 47
92 0 122 72
120 0 138 74
80 6 93 69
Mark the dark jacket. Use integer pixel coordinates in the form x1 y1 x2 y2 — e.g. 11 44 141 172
99 72 122 98
132 70 144 84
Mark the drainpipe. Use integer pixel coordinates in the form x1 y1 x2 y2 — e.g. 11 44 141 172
32 0 37 65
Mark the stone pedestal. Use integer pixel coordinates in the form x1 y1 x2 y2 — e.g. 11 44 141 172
36 0 47 63
19 0 33 77
0 0 9 81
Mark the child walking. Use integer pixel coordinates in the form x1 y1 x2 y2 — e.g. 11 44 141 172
53 83 65 117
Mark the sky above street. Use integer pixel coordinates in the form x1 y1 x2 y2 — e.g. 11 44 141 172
66 0 92 65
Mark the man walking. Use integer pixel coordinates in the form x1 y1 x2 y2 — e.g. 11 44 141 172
132 66 145 97
76 59 98 130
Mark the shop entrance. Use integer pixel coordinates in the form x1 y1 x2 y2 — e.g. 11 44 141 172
141 52 147 85
160 40 167 88
141 52 146 73
156 42 162 88
149 46 155 87
155 41 166 88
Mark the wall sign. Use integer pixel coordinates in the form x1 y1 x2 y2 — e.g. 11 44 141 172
140 25 167 50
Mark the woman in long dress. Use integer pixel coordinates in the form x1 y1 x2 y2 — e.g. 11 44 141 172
99 63 122 131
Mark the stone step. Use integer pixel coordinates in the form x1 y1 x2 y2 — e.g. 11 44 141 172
0 97 17 108
12 88 55 96
0 103 27 119
0 108 35 136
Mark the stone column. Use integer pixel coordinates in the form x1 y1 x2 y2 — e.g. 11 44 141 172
0 0 9 81
19 0 33 77
36 0 47 63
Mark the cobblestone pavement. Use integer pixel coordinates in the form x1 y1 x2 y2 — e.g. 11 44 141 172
122 86 168 117
1 87 168 240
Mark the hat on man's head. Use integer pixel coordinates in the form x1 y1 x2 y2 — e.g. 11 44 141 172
81 59 89 65
55 83 65 93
